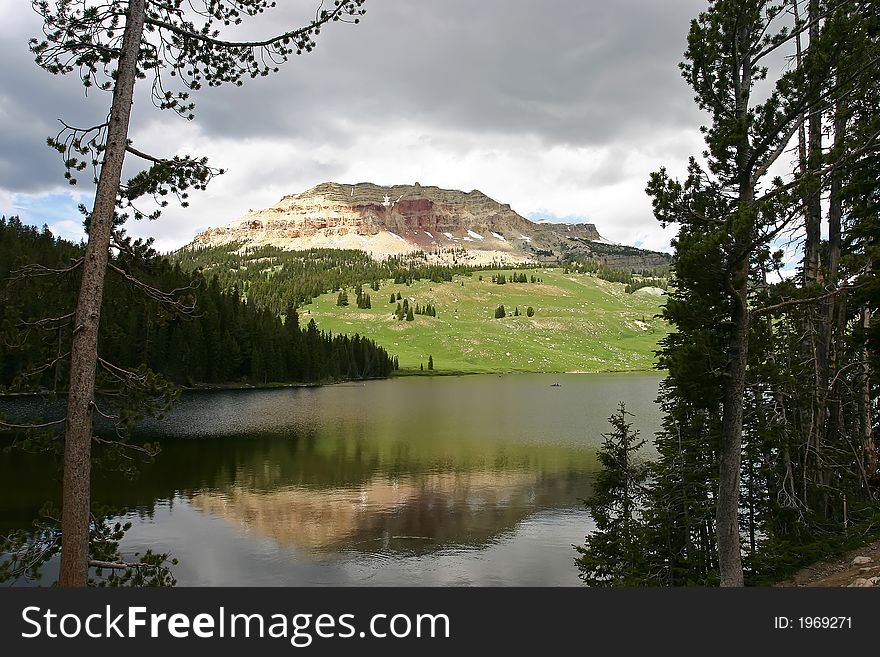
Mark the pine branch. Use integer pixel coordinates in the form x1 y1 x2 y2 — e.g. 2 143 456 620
143 1 361 50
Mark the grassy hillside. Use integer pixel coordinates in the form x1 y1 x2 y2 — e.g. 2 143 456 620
305 268 668 373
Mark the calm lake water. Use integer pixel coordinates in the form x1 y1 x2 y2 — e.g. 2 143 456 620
0 373 662 586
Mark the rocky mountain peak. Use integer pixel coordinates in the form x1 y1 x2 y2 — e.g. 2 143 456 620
188 181 667 269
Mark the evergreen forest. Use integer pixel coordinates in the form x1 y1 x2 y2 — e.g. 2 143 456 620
0 217 396 391
170 244 479 315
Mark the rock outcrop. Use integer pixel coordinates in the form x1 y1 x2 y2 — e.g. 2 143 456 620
188 182 668 269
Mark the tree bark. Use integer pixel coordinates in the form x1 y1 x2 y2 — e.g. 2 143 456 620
863 306 878 484
804 0 822 284
810 106 846 518
718 254 749 587
792 0 810 271
716 17 754 586
827 111 844 288
58 0 146 587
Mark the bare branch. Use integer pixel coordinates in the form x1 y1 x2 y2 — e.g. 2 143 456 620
125 144 164 164
97 357 150 384
107 262 198 313
89 400 119 421
0 418 65 430
8 259 83 283
88 559 163 570
17 313 74 330
14 352 71 380
91 438 158 462
751 282 866 317
751 120 800 184
756 126 880 204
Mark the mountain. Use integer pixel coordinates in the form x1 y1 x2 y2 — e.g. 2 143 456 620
188 182 669 270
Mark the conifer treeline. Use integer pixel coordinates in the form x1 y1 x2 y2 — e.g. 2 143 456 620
171 244 476 315
563 260 669 292
0 217 395 390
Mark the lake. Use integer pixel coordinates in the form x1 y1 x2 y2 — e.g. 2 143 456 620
0 373 662 586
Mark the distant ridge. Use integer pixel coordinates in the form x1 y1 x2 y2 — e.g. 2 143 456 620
187 182 669 269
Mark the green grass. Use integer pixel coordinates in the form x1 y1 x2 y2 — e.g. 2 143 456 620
304 268 669 373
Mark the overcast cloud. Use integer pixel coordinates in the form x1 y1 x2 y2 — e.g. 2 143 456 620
0 0 709 253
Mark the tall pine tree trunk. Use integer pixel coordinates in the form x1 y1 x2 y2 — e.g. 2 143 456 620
804 0 825 514
804 0 822 284
58 0 145 587
863 306 878 484
718 249 749 587
792 0 810 270
820 107 846 513
716 22 754 586
827 111 844 290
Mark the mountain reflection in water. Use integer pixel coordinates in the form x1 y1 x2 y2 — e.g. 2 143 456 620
0 373 661 585
191 469 591 553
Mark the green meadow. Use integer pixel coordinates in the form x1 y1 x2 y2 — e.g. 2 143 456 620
304 268 668 373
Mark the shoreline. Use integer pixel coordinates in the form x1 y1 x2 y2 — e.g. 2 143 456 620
390 367 662 377
0 368 666 399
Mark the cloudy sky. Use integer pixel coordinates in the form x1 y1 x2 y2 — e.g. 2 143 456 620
0 0 710 253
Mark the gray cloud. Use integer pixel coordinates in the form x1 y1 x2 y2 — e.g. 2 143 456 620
188 0 705 146
1 0 708 250
0 10 115 192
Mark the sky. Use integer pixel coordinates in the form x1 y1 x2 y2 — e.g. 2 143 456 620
0 0 711 254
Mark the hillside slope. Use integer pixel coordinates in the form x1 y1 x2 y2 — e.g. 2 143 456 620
305 268 667 373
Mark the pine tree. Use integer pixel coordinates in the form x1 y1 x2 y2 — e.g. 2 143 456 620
428 355 433 370
575 403 649 585
29 0 368 585
643 1 879 587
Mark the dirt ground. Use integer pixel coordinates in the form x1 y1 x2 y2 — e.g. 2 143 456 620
776 539 880 587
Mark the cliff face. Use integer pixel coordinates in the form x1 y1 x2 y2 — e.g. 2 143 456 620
188 182 665 268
